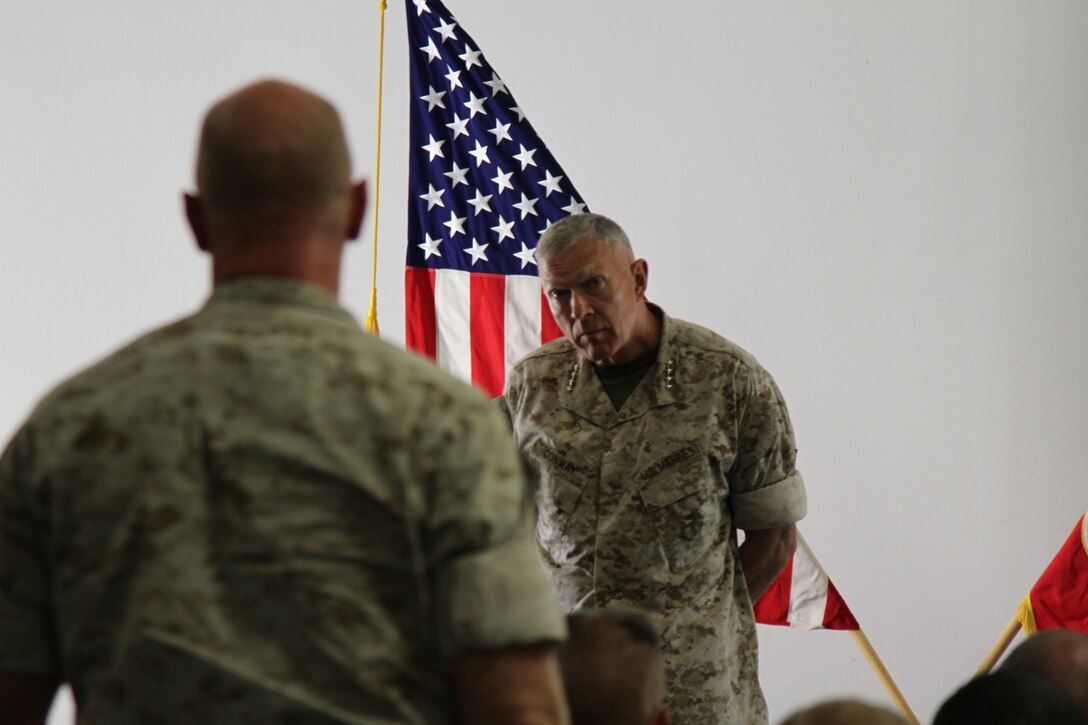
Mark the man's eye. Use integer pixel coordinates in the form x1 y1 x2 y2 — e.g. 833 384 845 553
548 289 569 300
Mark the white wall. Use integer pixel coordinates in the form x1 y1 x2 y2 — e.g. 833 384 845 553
3 2 1086 723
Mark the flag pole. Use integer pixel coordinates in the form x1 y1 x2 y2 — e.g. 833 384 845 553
365 0 388 335
974 613 1023 676
848 628 920 725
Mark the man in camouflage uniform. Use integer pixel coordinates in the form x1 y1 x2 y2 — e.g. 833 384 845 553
501 213 807 723
0 80 568 724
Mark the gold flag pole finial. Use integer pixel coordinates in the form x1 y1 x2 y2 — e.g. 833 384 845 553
365 0 388 335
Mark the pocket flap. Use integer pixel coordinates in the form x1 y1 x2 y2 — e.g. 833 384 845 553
638 447 708 508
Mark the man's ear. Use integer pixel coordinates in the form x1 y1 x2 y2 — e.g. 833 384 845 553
654 708 672 725
184 193 210 252
632 258 649 300
345 180 368 241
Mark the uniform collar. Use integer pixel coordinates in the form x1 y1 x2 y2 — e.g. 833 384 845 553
557 303 683 428
203 277 358 326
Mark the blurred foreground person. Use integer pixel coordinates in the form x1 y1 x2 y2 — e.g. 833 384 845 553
933 670 1088 725
558 609 669 725
0 79 567 725
1000 628 1088 714
778 697 905 725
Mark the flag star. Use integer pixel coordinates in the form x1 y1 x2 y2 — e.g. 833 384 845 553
510 105 526 121
562 197 587 215
413 0 431 15
513 144 538 170
538 219 553 236
488 120 512 145
467 188 493 215
443 211 467 237
464 238 490 265
484 72 508 97
421 134 446 161
463 92 488 118
420 85 446 111
513 193 539 219
444 162 469 188
418 233 442 259
445 113 470 139
491 215 515 243
420 37 440 62
444 65 463 90
459 46 483 70
513 243 537 269
538 170 564 196
419 183 446 210
435 18 458 42
468 140 491 167
491 167 514 193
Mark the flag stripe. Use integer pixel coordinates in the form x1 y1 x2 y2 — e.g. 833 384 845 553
405 266 437 359
823 579 859 630
505 275 544 378
788 536 830 629
470 273 506 396
435 269 472 382
752 554 793 626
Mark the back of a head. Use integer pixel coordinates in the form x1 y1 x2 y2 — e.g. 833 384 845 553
934 670 1088 725
196 78 351 221
778 698 906 725
1000 629 1088 714
558 609 667 725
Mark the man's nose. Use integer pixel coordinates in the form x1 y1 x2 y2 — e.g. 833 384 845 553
570 290 593 319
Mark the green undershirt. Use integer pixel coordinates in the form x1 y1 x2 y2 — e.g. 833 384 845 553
594 346 660 410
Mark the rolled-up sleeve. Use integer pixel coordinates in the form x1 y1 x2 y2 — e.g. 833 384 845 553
732 470 807 529
435 523 565 656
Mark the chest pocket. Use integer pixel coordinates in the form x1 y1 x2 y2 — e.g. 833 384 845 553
638 450 722 573
526 441 589 566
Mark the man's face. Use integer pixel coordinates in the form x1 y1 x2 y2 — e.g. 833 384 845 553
540 236 648 366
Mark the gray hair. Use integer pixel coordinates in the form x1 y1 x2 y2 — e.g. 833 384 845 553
536 212 632 262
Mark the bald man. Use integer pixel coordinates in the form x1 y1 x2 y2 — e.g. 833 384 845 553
558 610 670 725
0 80 568 724
1000 629 1088 714
778 698 907 725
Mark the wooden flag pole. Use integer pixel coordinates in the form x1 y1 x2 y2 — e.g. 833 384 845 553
849 628 920 725
974 613 1022 676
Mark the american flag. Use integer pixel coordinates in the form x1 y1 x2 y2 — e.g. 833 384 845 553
753 532 859 631
403 0 588 397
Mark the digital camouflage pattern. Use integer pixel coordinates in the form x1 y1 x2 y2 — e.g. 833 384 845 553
501 306 807 725
0 277 564 724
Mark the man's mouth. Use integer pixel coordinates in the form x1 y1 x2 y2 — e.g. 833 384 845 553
578 329 606 343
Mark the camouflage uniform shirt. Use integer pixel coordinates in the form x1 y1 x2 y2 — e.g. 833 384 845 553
0 277 564 724
501 305 807 724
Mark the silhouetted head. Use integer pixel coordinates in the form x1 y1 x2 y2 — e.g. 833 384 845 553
934 670 1088 725
558 609 670 725
1000 629 1088 714
778 697 907 725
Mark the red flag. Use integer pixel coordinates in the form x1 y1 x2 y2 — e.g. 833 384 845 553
754 532 858 631
1016 510 1088 635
